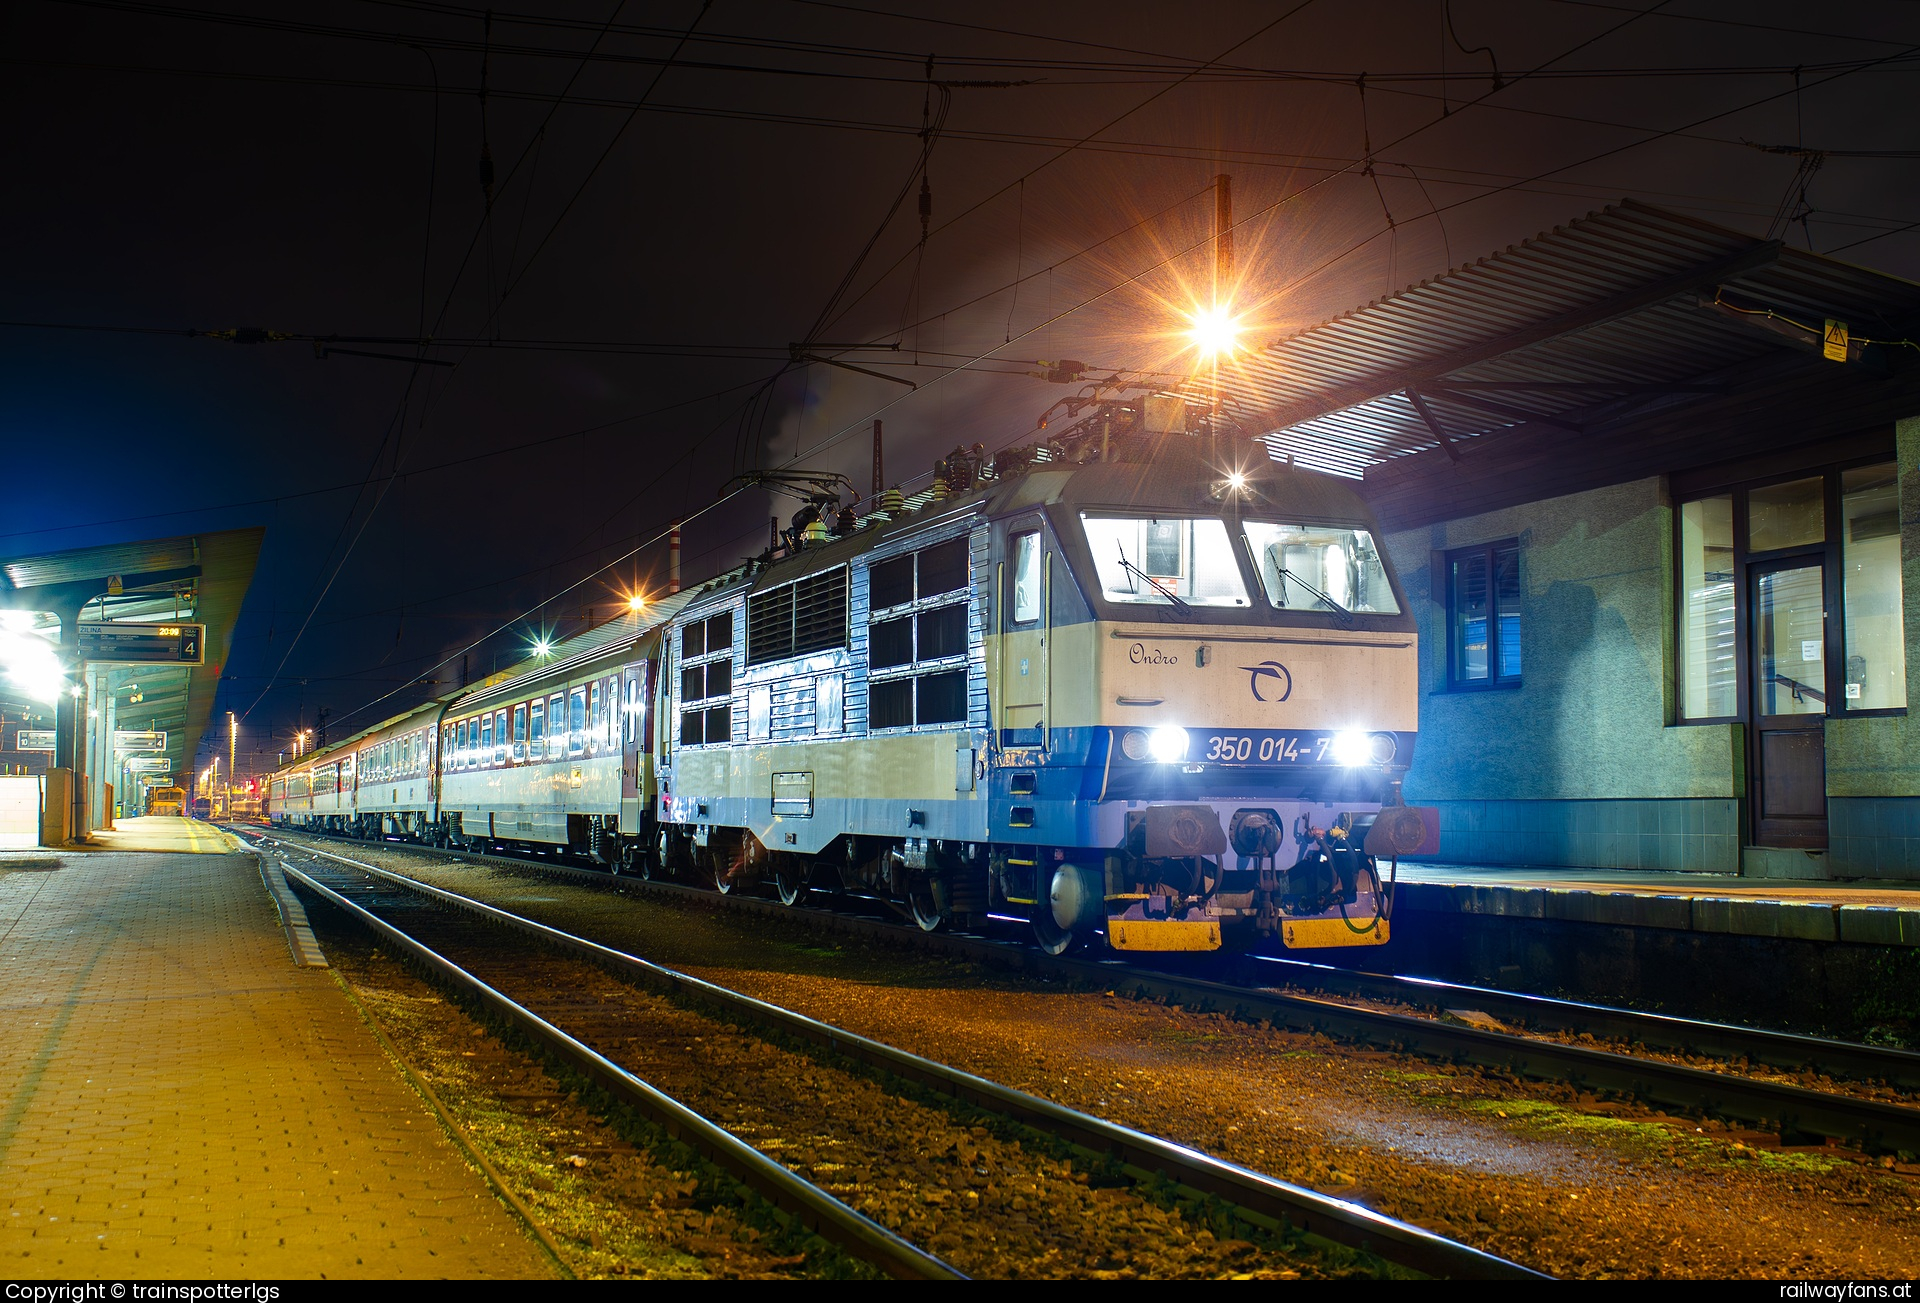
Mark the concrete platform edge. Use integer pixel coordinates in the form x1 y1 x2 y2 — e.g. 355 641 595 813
1397 881 1919 946
253 849 329 967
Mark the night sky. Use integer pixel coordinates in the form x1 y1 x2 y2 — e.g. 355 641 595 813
5 0 1918 778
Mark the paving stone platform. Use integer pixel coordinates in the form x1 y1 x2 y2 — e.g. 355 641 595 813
0 846 553 1279
86 816 244 855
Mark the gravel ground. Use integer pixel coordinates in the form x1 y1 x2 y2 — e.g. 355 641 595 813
1235 976 1920 1108
310 903 827 1280
296 858 1387 1280
276 835 1920 1278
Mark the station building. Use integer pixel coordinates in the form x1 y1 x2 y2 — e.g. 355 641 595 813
1237 201 1920 880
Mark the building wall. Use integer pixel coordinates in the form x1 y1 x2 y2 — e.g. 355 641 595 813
1386 434 1920 879
1385 477 1743 872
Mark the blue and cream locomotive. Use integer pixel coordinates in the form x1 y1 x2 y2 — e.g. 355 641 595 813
266 409 1427 954
654 412 1425 953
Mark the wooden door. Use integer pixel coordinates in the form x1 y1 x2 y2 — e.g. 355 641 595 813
1750 560 1828 847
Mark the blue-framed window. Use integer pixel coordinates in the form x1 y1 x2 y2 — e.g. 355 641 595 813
1448 540 1521 689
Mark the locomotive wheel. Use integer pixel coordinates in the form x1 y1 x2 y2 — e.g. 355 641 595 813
907 876 944 932
1031 907 1075 955
1033 864 1099 954
772 858 808 907
711 849 733 895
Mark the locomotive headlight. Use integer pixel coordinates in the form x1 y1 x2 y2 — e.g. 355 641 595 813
1119 728 1151 761
1331 730 1399 767
1147 726 1190 763
1331 730 1370 767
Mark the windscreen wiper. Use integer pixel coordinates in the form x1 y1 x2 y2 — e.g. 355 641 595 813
1277 566 1355 627
1116 543 1194 618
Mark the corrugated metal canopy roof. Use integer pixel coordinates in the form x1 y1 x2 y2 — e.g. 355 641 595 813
1216 200 1920 484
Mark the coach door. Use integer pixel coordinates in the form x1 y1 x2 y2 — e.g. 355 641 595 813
619 661 646 833
997 519 1049 746
1750 559 1829 847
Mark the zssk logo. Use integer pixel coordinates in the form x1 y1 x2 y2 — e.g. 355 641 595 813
1240 660 1292 702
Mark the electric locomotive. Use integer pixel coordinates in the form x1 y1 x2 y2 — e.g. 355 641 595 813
655 407 1428 953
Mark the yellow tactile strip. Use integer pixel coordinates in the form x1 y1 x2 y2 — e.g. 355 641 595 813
0 849 554 1279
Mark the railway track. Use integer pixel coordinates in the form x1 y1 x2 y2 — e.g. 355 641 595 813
244 826 1920 1158
265 838 1538 1280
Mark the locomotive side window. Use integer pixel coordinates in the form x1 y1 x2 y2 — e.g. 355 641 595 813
1082 514 1249 608
870 555 913 609
868 535 973 730
679 610 737 746
1011 532 1041 624
1244 521 1401 615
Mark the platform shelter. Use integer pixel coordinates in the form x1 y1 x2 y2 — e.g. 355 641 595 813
0 528 262 842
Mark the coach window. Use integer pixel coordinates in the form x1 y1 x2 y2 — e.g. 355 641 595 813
544 694 562 757
1446 540 1522 690
494 709 509 764
569 688 587 756
510 705 526 762
589 682 602 753
529 699 545 755
479 714 492 765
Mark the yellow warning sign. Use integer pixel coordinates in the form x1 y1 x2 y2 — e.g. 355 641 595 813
1824 318 1850 362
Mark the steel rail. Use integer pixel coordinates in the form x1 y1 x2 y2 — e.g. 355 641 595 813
274 857 966 1281
273 837 1544 1280
1240 956 1920 1093
254 827 1920 1153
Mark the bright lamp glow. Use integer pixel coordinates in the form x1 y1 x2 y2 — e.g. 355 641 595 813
0 621 65 705
532 638 553 658
1188 303 1242 358
1331 730 1370 767
627 593 646 612
1147 726 1190 763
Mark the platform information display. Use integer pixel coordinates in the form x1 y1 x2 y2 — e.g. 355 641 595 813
126 756 171 774
75 623 204 665
14 730 54 751
114 730 167 750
